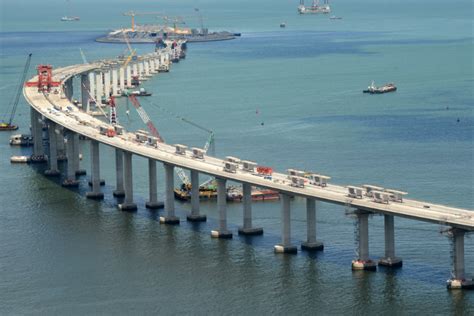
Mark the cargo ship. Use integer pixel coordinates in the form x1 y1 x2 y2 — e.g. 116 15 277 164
226 186 280 202
298 0 331 14
174 183 279 202
363 81 397 94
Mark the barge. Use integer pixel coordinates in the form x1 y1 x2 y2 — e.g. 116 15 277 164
363 81 397 94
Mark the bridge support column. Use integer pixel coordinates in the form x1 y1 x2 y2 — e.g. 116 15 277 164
149 60 156 73
113 149 125 197
44 121 60 176
64 78 73 100
80 74 90 112
160 163 179 224
95 72 103 106
73 133 86 176
119 151 137 210
112 69 119 96
187 170 206 222
238 183 263 235
62 132 79 187
352 210 376 270
378 215 402 267
301 198 324 251
86 140 104 199
274 193 297 253
132 63 138 79
144 60 150 77
119 67 125 91
126 65 132 87
56 126 66 161
447 229 473 289
146 159 163 209
88 73 95 113
30 109 46 162
211 177 232 238
138 63 144 80
104 71 111 101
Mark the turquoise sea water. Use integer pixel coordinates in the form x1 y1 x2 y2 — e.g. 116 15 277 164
0 0 473 314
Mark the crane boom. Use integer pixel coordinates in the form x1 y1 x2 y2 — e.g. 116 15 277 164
4 53 32 128
127 95 191 185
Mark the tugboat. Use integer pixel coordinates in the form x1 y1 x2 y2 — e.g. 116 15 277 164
363 81 397 94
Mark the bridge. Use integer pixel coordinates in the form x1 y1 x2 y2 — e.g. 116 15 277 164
22 49 473 289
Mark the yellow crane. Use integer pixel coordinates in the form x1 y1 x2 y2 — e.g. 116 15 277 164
122 32 136 68
123 11 162 31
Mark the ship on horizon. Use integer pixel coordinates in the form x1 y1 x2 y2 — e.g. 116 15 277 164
298 0 331 14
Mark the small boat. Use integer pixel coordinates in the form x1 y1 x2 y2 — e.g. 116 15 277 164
363 81 397 94
0 122 18 131
9 134 33 146
280 22 286 28
61 16 80 21
122 88 151 97
10 155 30 163
329 16 342 20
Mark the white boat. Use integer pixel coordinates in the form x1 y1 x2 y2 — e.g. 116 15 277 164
298 0 331 14
61 16 80 21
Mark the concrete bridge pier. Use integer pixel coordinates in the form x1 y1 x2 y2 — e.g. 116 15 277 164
238 183 263 235
104 71 111 101
149 60 156 73
30 109 46 162
144 60 150 77
111 69 119 96
119 151 137 210
138 63 144 80
73 133 86 176
88 72 95 112
274 193 297 254
64 78 73 100
352 210 376 270
119 67 125 92
301 198 324 251
62 131 79 187
211 177 232 238
126 65 132 88
146 159 163 209
44 121 60 176
447 228 473 289
378 215 402 267
95 72 103 106
132 64 138 80
80 73 90 112
113 149 125 197
187 170 206 222
55 126 67 161
86 140 104 199
160 163 180 224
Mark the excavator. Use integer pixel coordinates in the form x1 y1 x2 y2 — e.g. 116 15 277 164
1 53 32 131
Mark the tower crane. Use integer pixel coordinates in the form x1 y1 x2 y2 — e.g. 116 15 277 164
123 11 163 32
1 53 32 131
